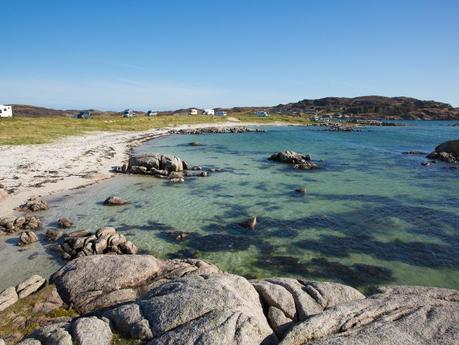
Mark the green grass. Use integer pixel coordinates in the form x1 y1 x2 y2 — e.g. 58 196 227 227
0 113 315 145
0 285 78 343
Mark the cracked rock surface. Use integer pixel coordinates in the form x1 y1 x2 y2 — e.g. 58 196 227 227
16 255 459 345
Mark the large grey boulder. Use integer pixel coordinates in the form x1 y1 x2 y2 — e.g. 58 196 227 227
51 255 220 314
0 286 18 312
252 279 364 337
280 286 459 345
268 151 311 164
268 151 320 170
427 139 459 163
128 153 188 173
52 255 163 314
16 274 46 298
140 274 278 345
72 317 112 345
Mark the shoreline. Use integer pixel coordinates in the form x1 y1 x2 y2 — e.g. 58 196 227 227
0 121 296 216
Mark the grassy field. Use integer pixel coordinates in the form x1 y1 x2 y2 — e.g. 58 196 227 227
0 114 315 145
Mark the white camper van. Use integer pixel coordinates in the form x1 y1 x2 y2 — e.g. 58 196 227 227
203 109 215 115
0 105 13 118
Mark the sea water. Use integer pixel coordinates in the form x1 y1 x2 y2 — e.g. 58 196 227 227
1 121 458 292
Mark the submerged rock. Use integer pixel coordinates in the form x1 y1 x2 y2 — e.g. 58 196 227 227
46 229 64 241
103 196 128 206
244 216 257 230
57 217 73 228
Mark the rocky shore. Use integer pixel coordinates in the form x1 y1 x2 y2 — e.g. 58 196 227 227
0 123 267 216
170 126 265 135
0 254 457 345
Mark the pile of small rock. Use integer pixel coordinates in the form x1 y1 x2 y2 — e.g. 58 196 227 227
171 127 265 135
0 275 46 312
18 197 49 212
268 151 320 170
0 216 42 235
48 227 138 260
327 124 360 132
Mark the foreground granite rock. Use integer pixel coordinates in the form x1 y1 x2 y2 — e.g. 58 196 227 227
51 255 220 314
17 255 459 345
252 279 364 337
141 274 277 344
281 285 459 345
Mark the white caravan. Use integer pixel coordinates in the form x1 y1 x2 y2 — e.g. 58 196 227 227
0 105 13 118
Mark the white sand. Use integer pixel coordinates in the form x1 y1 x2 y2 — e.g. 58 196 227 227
0 121 272 216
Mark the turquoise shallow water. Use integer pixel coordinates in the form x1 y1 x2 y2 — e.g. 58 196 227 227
2 121 458 292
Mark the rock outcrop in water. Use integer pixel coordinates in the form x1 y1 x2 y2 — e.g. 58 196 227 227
0 216 41 235
268 151 320 170
115 153 219 182
52 227 138 260
18 197 49 212
426 139 459 163
171 126 265 135
11 254 458 345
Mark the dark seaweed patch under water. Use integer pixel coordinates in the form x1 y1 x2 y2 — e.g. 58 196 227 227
28 122 459 292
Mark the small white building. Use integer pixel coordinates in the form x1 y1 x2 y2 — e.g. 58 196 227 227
189 108 198 115
203 109 215 116
215 111 227 117
0 105 13 118
256 111 269 117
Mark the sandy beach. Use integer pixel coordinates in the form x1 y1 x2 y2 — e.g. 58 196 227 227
0 121 275 216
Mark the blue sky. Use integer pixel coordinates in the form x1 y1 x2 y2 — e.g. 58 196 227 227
1 0 458 110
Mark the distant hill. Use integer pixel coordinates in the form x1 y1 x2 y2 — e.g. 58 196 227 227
7 96 459 120
8 105 75 117
8 105 120 118
270 96 459 120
